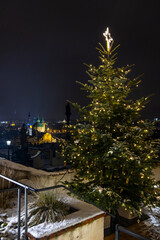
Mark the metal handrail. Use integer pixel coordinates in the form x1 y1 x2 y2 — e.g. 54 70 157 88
1 174 150 240
0 173 113 240
115 224 149 240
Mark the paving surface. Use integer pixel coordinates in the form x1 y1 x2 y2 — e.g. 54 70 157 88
105 207 160 240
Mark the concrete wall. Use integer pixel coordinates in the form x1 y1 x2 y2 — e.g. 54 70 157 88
118 207 137 219
50 217 104 240
28 216 104 240
1 158 160 189
0 158 74 190
27 195 105 240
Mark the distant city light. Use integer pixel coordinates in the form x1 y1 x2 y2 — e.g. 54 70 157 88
6 140 11 146
154 118 158 121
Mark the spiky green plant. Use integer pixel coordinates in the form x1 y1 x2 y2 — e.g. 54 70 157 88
28 191 71 226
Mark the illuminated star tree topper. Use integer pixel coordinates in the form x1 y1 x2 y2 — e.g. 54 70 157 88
103 27 113 52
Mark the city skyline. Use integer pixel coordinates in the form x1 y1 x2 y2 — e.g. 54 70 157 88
0 0 160 121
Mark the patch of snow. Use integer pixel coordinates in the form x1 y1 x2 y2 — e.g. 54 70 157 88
58 194 80 204
145 207 160 227
28 218 81 238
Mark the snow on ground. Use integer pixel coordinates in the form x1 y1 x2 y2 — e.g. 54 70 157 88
28 218 81 238
0 194 82 239
1 192 160 239
0 211 81 239
143 206 160 235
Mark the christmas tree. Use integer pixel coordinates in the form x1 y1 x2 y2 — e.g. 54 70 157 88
61 28 160 215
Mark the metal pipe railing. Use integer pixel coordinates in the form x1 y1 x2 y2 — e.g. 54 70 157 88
0 173 113 240
115 224 149 240
24 187 28 240
0 186 18 192
17 188 21 240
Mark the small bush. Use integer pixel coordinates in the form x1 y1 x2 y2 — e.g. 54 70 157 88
28 191 72 226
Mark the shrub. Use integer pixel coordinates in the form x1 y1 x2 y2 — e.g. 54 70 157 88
28 191 72 226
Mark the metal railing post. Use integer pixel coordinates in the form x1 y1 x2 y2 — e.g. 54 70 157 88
24 187 28 240
17 188 21 240
117 226 149 240
115 224 119 240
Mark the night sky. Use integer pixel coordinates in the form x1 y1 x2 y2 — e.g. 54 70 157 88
0 0 160 121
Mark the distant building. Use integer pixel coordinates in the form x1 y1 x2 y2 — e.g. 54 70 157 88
32 118 46 133
26 112 33 136
38 133 56 144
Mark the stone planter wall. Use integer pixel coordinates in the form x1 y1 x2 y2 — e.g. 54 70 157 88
27 196 105 240
0 158 74 190
118 207 137 220
117 207 148 227
1 158 160 188
104 215 111 229
28 215 104 240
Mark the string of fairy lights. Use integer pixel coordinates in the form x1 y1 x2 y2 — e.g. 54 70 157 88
60 28 160 216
